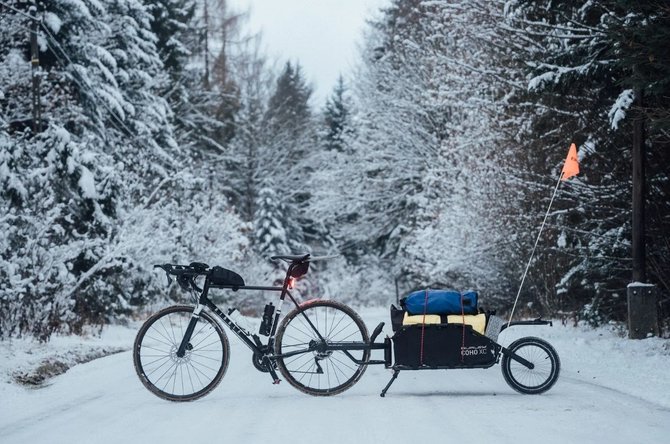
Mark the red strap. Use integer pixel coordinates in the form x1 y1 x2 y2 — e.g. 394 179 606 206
460 292 466 362
419 289 428 366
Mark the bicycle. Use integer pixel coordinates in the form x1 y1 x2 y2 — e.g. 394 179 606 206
133 254 387 401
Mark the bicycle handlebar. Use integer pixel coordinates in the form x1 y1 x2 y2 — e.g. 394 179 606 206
153 263 210 289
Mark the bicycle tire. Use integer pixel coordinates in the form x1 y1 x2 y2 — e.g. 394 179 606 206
501 336 560 394
275 300 370 396
133 305 230 401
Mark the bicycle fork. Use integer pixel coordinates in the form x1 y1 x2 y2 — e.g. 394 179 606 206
176 304 204 358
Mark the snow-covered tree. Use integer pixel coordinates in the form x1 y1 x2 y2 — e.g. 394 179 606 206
0 0 251 339
254 187 289 256
322 75 352 152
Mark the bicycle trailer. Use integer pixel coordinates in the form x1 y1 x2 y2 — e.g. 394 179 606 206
377 289 560 397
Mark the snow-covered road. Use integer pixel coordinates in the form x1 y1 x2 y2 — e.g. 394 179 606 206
1 308 669 444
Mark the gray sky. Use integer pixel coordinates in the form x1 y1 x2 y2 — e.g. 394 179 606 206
228 0 389 105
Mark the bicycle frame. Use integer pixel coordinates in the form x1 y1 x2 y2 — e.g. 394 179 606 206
176 261 387 384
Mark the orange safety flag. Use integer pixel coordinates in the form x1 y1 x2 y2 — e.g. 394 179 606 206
561 143 579 180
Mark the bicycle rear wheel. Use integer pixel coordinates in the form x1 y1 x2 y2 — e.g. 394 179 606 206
133 305 230 401
275 300 370 396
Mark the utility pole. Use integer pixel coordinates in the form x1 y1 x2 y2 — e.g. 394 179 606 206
627 88 658 339
30 2 42 133
203 0 210 89
631 88 645 282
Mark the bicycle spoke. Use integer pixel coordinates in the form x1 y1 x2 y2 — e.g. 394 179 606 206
189 352 222 361
279 337 310 347
180 362 185 395
141 344 172 354
191 360 205 388
291 355 316 374
189 357 220 373
166 317 179 347
142 355 171 367
190 363 217 383
145 357 173 377
326 310 347 338
144 333 174 348
169 363 179 393
327 357 340 386
303 362 317 385
154 360 178 387
184 359 196 394
298 361 316 385
329 322 358 341
284 350 313 367
191 329 217 349
197 337 225 349
330 351 357 372
294 314 319 339
152 323 177 346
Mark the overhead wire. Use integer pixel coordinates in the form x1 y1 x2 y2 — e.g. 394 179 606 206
7 1 190 204
0 0 40 22
40 23 143 141
39 21 183 208
0 0 136 141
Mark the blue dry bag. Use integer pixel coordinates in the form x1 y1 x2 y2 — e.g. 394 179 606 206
402 289 478 316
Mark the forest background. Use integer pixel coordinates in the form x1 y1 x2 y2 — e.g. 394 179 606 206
1 0 669 340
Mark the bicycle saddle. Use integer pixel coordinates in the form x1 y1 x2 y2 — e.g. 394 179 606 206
270 253 311 263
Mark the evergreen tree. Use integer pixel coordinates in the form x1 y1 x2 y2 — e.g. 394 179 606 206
225 36 272 222
146 0 196 76
323 75 351 152
266 61 312 135
254 187 289 256
252 61 316 255
0 0 250 339
494 0 655 321
317 0 506 296
0 0 177 338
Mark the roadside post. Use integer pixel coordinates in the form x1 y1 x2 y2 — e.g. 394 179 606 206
627 283 659 339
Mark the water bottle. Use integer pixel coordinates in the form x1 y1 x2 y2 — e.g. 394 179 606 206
259 303 275 336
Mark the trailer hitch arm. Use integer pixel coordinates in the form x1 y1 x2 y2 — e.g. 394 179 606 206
500 347 535 369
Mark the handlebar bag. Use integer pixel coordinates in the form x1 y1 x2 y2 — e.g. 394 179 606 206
210 266 245 287
402 289 478 316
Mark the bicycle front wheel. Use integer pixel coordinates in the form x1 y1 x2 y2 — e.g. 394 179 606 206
275 300 370 396
133 305 230 401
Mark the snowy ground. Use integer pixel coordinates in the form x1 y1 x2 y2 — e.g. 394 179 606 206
1 307 669 444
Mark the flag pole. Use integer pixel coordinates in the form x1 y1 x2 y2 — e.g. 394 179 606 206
507 172 564 326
